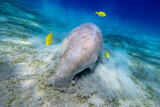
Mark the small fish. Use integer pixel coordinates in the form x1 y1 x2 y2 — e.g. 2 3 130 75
95 11 106 17
104 51 109 58
46 30 53 46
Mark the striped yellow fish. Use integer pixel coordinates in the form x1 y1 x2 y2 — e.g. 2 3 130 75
95 11 106 17
104 51 109 58
46 30 53 46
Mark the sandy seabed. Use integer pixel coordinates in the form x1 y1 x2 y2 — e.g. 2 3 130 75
0 0 160 107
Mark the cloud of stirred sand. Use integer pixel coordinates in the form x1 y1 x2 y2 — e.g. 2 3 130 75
70 45 138 102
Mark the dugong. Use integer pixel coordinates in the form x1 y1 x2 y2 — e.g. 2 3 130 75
49 23 103 87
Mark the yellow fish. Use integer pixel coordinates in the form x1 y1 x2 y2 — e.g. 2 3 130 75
104 51 109 58
95 11 106 17
46 30 53 46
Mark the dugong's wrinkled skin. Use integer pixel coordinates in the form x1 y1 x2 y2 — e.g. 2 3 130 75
49 23 103 87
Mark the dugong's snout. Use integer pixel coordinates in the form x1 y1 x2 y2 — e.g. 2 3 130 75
48 74 68 87
48 67 76 87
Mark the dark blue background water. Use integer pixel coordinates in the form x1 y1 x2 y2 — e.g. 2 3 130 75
23 0 160 28
61 0 160 27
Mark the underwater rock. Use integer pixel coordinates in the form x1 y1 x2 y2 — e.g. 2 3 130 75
49 23 103 87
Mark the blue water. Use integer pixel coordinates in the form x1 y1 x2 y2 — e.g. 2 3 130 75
61 0 160 25
22 0 160 28
0 0 160 106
